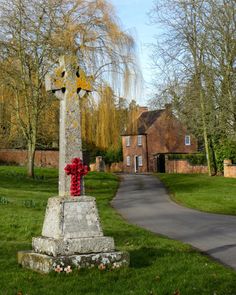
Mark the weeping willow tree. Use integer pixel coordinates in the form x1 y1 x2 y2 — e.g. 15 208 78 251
54 0 141 153
54 0 141 161
0 0 140 176
52 0 139 96
80 85 134 163
95 86 120 150
126 100 140 134
80 85 140 163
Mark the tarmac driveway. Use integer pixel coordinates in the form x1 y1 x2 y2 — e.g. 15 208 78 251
112 174 236 270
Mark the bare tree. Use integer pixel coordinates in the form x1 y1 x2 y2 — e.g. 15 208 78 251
0 0 139 177
149 0 236 175
0 0 60 177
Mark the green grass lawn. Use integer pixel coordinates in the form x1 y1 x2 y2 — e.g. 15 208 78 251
157 173 236 215
0 166 236 295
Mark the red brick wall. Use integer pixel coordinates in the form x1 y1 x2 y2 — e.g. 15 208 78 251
166 159 208 174
110 162 123 173
122 135 148 173
0 149 59 168
224 160 236 178
146 111 198 172
89 162 123 173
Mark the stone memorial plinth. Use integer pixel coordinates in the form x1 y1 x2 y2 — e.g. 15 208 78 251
18 56 129 273
18 196 129 273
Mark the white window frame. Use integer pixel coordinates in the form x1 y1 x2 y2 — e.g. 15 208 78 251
137 135 142 146
126 136 130 147
185 135 191 146
126 156 131 166
138 155 143 167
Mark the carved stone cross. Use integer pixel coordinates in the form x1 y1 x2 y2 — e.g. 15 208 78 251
64 157 88 196
45 55 92 196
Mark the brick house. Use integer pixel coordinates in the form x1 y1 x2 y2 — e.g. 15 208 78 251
122 106 198 173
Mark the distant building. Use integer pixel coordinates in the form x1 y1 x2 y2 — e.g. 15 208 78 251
121 105 198 173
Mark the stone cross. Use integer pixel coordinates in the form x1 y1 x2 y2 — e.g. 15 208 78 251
18 57 129 273
64 157 88 196
45 55 93 196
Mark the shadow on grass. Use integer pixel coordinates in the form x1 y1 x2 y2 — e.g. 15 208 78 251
129 247 159 268
129 246 196 269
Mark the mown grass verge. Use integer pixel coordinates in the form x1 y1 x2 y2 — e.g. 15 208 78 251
0 166 236 295
157 173 236 215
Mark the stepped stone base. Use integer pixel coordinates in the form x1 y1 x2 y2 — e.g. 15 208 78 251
18 196 130 273
32 236 115 257
18 250 129 274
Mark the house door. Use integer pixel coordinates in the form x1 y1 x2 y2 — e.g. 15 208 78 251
157 154 165 173
134 156 139 173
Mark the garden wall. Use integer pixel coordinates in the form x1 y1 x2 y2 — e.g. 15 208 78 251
89 158 123 173
0 149 59 168
165 159 208 174
0 150 124 172
224 159 236 178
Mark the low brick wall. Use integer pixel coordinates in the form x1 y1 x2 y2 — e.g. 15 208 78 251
224 159 236 178
110 162 123 173
0 149 59 168
166 159 208 174
89 162 123 173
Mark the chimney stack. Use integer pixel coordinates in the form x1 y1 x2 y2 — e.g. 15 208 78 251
138 106 148 117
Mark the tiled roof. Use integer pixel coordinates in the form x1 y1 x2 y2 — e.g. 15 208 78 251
137 110 164 134
123 109 164 135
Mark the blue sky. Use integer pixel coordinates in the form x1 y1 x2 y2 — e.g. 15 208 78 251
110 0 156 104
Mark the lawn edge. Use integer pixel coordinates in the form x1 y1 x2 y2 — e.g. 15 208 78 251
111 173 236 272
155 173 236 217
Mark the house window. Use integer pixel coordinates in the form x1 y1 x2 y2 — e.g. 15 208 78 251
126 136 130 147
137 135 142 146
126 156 131 166
185 135 191 146
138 156 143 166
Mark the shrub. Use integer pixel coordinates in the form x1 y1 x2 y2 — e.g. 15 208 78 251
214 140 236 173
167 153 207 165
104 147 123 165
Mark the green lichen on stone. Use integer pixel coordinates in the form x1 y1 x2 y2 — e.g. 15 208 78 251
18 251 129 273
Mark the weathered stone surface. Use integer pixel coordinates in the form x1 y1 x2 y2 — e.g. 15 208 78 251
18 251 130 274
96 156 105 172
42 196 103 239
42 197 63 239
63 197 102 238
18 251 54 274
32 236 115 257
18 56 130 275
46 56 92 196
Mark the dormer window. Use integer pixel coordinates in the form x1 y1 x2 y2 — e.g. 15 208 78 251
126 136 131 147
137 135 142 146
185 135 191 146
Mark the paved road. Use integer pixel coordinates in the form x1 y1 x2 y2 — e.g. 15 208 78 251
112 174 236 270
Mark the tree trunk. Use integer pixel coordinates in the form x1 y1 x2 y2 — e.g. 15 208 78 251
199 90 212 176
27 142 36 178
209 137 217 175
